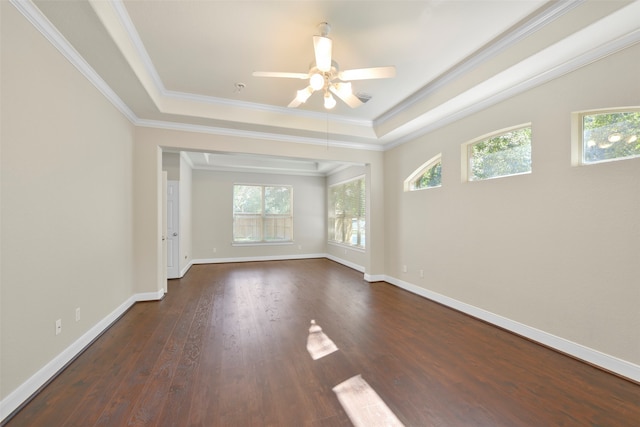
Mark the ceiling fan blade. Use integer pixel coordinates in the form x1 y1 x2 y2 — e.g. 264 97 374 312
313 35 332 72
287 86 314 108
330 84 363 108
338 66 396 81
287 97 303 108
252 71 309 79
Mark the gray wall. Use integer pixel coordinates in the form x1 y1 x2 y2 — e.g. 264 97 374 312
1 3 136 400
3 0 638 414
192 170 327 260
383 42 640 365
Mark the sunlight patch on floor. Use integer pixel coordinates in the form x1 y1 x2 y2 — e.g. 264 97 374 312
333 375 405 427
306 319 404 426
306 319 339 360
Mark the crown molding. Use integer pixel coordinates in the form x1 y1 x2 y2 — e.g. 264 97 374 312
375 0 585 127
185 163 337 177
109 0 165 93
101 0 374 131
162 89 373 128
13 0 640 155
382 3 640 151
10 0 137 124
11 0 383 152
136 119 385 152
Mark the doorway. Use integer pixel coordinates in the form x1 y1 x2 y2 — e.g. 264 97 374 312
166 180 180 279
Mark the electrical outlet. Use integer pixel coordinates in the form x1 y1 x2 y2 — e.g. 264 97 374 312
297 245 302 250
419 269 424 278
213 247 217 253
75 308 81 322
55 319 62 335
402 265 407 273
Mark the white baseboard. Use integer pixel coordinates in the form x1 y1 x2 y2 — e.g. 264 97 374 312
193 253 369 284
193 253 375 286
192 253 326 265
364 273 385 283
324 254 365 273
135 290 166 301
0 292 164 423
179 261 192 278
5 269 636 424
384 275 640 384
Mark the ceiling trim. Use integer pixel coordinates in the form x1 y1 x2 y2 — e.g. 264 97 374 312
13 0 640 156
383 30 640 150
110 0 370 128
375 0 585 127
381 1 640 150
90 0 377 138
183 161 352 177
177 152 359 177
108 0 165 96
138 119 386 152
162 89 373 128
10 0 137 123
12 0 382 152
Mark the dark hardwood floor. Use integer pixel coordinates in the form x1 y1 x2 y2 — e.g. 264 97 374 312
5 259 640 426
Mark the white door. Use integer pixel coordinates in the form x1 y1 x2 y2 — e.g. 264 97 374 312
162 172 168 292
167 180 180 279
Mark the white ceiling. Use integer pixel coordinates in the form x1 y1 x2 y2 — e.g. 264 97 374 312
24 0 640 173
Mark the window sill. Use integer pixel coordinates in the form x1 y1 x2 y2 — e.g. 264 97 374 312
328 241 366 253
232 241 294 247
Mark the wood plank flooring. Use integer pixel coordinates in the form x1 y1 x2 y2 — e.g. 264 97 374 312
4 259 640 426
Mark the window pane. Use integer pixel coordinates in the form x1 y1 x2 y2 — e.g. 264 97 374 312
331 185 344 215
469 127 531 181
233 185 262 213
411 161 441 190
350 218 366 246
233 214 262 242
328 177 365 248
583 111 640 164
265 186 291 214
264 216 292 241
328 188 337 241
344 181 359 216
233 184 292 243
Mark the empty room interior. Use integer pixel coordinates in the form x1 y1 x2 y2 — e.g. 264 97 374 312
1 0 639 425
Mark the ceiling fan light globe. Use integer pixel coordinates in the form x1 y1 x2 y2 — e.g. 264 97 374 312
296 86 313 103
324 93 336 109
309 73 325 90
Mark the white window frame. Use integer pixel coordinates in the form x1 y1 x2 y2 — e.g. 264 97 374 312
462 124 532 182
328 175 366 249
232 184 293 245
404 154 442 192
572 107 640 166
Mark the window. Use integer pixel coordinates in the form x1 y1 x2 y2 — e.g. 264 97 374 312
466 125 532 181
328 176 365 248
579 109 640 164
233 184 292 243
405 154 442 191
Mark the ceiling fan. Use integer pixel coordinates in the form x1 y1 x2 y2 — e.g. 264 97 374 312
253 22 396 110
